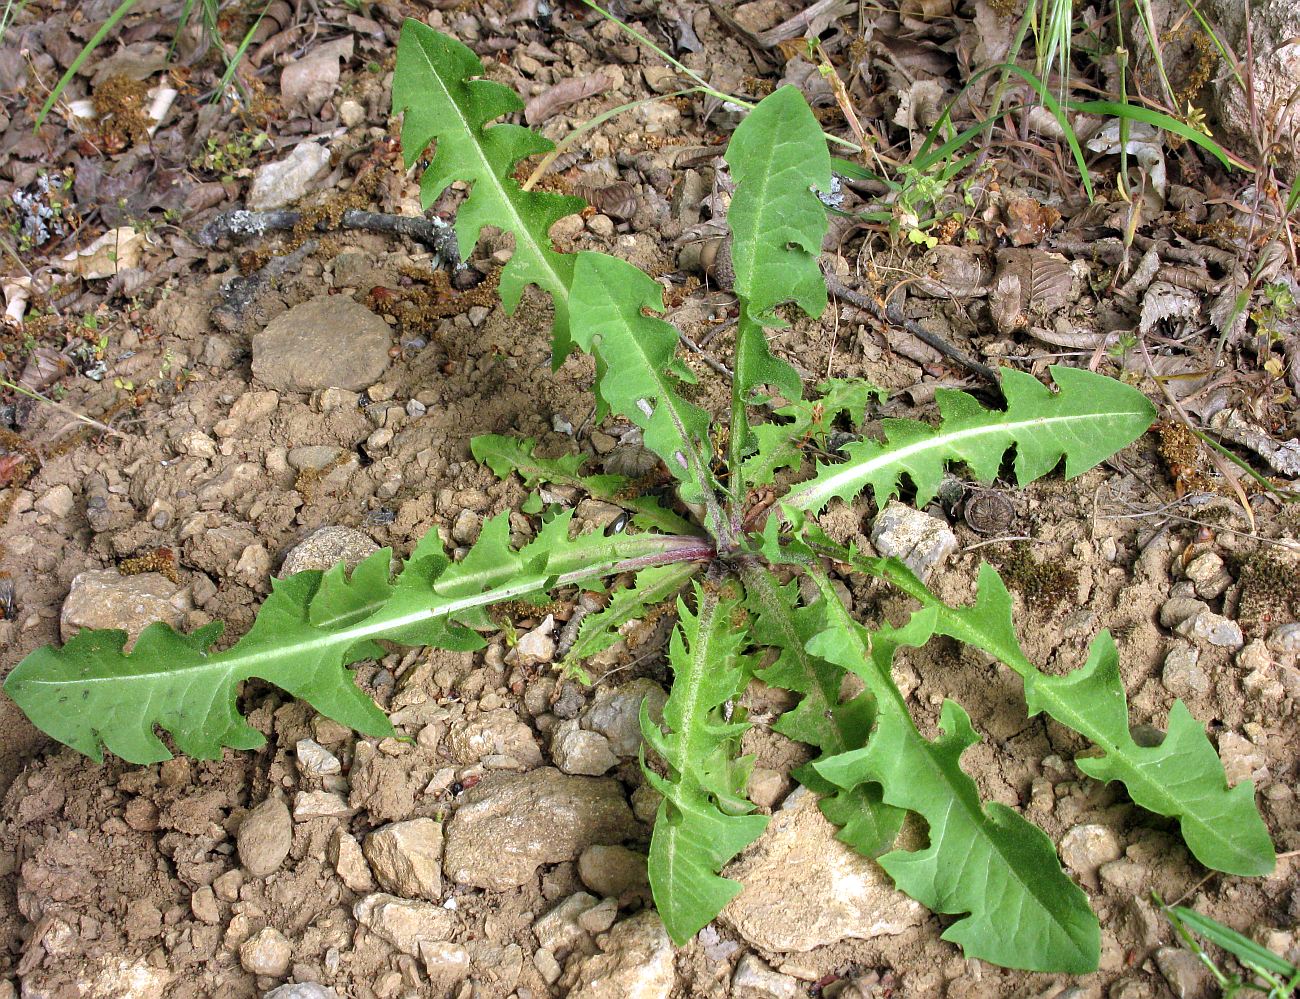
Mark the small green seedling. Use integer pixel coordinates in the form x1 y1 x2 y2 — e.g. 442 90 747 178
4 21 1275 975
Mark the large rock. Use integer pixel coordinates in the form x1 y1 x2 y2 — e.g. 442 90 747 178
280 526 380 576
447 709 543 768
239 926 292 977
60 570 192 647
723 788 924 951
560 911 675 999
870 501 957 583
1198 0 1300 168
264 985 340 999
582 679 668 758
252 296 392 392
443 768 639 889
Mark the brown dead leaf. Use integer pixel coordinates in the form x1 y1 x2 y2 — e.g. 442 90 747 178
901 0 955 23
524 72 611 125
912 246 991 299
1139 281 1200 335
893 80 946 141
18 348 71 392
990 248 1074 325
1003 197 1061 246
281 36 353 114
59 227 144 280
572 180 639 221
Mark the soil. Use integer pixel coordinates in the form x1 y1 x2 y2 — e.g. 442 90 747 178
1 1 1298 998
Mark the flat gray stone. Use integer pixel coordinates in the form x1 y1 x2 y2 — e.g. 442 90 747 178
248 142 331 210
723 788 924 952
60 570 192 647
443 768 638 890
353 893 458 957
252 296 391 392
364 818 443 900
280 526 380 577
264 985 340 999
870 501 958 583
560 911 675 999
237 796 292 878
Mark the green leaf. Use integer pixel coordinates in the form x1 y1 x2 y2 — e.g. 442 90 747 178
569 251 724 535
784 365 1155 514
805 570 1100 974
860 554 1275 878
642 581 768 945
4 519 708 764
471 433 697 535
725 85 832 403
471 434 623 496
563 562 700 669
723 86 832 498
742 379 884 490
392 21 585 363
740 563 904 856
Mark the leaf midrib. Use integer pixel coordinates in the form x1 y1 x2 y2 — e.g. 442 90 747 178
785 407 1147 512
410 34 568 303
819 591 1091 963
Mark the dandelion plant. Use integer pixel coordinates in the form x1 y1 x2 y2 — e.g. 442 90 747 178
4 21 1274 975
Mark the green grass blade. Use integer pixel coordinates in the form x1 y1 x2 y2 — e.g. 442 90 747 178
642 581 768 944
996 64 1094 199
806 571 1100 973
211 3 271 104
1070 100 1236 169
36 0 141 127
1166 907 1297 978
392 20 585 364
783 366 1154 515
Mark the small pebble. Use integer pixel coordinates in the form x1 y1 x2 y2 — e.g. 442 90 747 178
240 926 292 977
237 797 292 877
515 615 557 665
295 738 341 777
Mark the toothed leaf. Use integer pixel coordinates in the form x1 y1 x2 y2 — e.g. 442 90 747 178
858 553 1275 878
741 564 904 856
471 433 697 534
784 366 1155 514
393 22 585 362
742 379 884 489
806 571 1100 974
4 520 702 764
563 562 699 669
643 582 768 945
471 434 623 495
570 252 716 513
725 85 832 406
